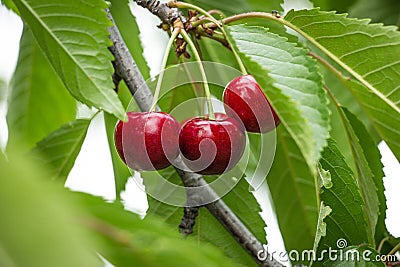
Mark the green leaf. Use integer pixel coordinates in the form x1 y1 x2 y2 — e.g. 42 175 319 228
71 192 242 267
228 24 330 171
267 126 318 264
350 0 400 26
11 0 125 120
184 0 248 16
0 150 102 267
344 79 400 168
32 119 91 181
184 0 286 45
388 237 400 252
310 0 357 13
104 112 131 198
143 169 266 267
321 63 379 142
339 108 379 244
1 0 19 14
315 139 371 265
109 0 150 80
0 150 5 162
247 0 283 12
327 101 356 173
341 108 387 245
323 245 386 266
323 76 388 243
186 0 283 16
6 26 76 149
117 80 137 109
284 9 400 160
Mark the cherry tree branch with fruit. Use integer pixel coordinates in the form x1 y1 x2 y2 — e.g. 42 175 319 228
104 2 400 266
107 8 282 266
3 0 400 267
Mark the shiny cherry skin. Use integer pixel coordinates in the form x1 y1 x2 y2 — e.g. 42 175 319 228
114 111 180 171
179 113 246 175
223 75 280 133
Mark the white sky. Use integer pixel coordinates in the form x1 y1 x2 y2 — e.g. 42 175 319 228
0 1 399 265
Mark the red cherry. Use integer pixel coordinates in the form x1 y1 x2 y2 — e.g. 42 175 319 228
223 75 280 133
114 112 179 171
179 113 246 175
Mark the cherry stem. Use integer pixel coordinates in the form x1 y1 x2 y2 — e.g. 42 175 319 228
173 1 248 75
207 9 226 18
149 27 181 112
378 236 390 253
189 32 207 115
389 241 400 256
221 12 282 25
180 28 215 119
179 55 204 115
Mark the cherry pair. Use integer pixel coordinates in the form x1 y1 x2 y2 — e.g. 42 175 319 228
114 75 280 175
114 111 244 175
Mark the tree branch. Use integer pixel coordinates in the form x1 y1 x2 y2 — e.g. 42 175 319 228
134 0 183 25
107 8 283 267
179 206 199 235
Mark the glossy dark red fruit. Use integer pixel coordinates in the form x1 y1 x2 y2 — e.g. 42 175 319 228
223 75 280 133
114 111 179 171
179 113 246 175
